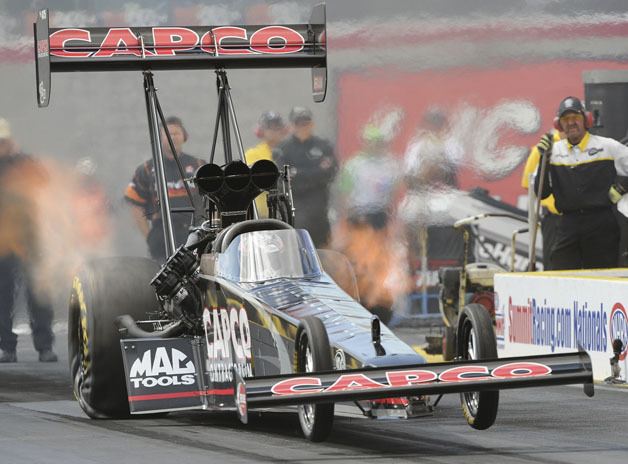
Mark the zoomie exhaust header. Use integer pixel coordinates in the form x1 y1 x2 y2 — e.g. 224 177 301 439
195 159 280 224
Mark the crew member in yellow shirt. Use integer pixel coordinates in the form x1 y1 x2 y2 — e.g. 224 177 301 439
521 129 562 269
245 111 287 217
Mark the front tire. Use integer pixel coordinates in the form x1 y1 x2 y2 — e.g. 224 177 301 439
296 316 334 442
68 257 160 418
457 303 499 430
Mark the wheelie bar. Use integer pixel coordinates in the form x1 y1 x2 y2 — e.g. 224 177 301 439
239 350 593 409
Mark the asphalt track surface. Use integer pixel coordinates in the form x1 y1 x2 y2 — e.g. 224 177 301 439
1 326 628 464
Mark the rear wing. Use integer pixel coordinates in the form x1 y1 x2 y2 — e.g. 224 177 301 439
34 4 327 107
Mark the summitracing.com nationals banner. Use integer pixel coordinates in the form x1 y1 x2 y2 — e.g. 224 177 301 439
495 270 628 382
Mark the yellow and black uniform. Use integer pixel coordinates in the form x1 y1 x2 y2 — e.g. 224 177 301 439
522 131 561 269
536 132 628 269
244 141 272 217
125 153 204 261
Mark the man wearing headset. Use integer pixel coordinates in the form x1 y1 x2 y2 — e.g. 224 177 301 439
535 96 628 270
125 116 204 262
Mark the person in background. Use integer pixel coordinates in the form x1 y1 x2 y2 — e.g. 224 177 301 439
398 108 464 322
245 111 287 217
535 96 628 270
337 124 400 230
403 107 461 192
273 106 337 247
334 122 405 321
399 107 463 276
124 116 205 262
73 157 112 252
0 118 57 363
521 129 563 270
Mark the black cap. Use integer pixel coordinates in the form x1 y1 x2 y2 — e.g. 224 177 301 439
289 106 313 124
259 111 285 129
557 96 585 118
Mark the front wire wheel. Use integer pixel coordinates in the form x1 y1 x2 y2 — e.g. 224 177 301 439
299 345 316 432
296 316 334 442
458 303 499 430
461 318 480 417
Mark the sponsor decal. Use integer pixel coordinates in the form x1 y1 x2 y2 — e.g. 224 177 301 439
37 39 49 58
50 26 305 58
270 361 552 396
508 297 533 344
49 28 92 58
326 373 385 392
495 293 505 349
609 303 628 361
313 75 325 93
203 307 253 382
38 81 46 105
236 382 247 421
128 347 196 389
308 147 323 160
587 147 603 157
334 349 346 370
507 296 608 353
574 302 607 352
93 28 152 58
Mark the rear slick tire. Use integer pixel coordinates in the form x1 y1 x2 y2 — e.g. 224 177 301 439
296 316 334 442
457 303 499 430
68 257 160 419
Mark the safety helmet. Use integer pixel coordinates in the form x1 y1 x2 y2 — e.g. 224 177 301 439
361 124 386 144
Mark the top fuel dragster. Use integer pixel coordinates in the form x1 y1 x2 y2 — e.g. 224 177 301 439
34 4 593 442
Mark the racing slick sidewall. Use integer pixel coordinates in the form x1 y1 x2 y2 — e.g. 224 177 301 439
68 257 160 418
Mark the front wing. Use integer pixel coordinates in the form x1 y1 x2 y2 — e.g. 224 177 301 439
239 351 593 412
120 337 592 416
